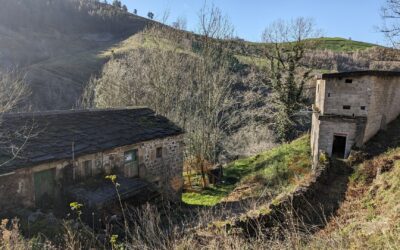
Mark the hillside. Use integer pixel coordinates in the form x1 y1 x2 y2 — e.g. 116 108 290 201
182 116 400 249
1 1 399 111
1 118 400 249
183 135 312 206
312 37 376 51
0 0 152 110
304 116 400 249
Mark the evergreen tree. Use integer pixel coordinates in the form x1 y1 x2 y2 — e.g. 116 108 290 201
112 0 121 8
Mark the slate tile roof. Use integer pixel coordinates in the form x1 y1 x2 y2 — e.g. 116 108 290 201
0 108 183 174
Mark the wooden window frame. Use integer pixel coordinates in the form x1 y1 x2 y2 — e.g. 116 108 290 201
124 149 138 163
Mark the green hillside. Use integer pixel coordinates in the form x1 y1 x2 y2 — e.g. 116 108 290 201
312 37 377 52
183 135 312 206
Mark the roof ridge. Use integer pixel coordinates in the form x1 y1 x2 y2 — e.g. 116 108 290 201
2 107 152 118
317 70 400 79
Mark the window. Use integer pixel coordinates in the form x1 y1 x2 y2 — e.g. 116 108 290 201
124 150 138 163
345 79 353 83
124 150 139 177
343 105 351 110
327 93 331 97
83 160 92 177
361 106 366 110
156 147 163 158
153 180 161 187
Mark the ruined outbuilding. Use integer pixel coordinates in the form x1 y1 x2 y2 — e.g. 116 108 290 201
311 71 400 164
0 108 184 212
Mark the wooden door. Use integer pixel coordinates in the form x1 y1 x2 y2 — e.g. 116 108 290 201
34 169 56 207
124 150 139 177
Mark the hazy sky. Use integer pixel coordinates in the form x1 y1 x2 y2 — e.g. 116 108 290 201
121 0 387 45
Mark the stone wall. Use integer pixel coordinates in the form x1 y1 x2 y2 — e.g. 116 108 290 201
319 77 371 117
317 116 366 158
312 74 400 165
311 113 320 165
0 134 184 211
0 170 34 211
364 76 400 142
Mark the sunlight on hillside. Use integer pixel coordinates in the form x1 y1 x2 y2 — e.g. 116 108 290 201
182 135 312 206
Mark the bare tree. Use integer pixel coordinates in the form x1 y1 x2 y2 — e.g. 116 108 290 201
0 70 34 167
158 9 170 24
0 70 29 114
172 16 187 31
262 18 320 142
197 3 235 40
381 0 400 47
88 8 236 187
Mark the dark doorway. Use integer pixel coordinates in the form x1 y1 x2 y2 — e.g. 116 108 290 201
332 135 347 158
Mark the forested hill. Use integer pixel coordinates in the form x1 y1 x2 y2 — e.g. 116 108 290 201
1 0 400 111
0 0 152 110
0 0 148 35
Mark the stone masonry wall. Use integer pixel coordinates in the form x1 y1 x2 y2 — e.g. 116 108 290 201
311 113 320 165
364 76 400 142
0 134 184 211
312 75 400 165
320 77 371 117
317 117 358 158
0 169 34 211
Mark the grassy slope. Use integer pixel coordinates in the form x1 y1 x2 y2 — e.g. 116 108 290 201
182 135 312 206
311 37 376 52
0 12 150 110
243 37 376 52
235 37 377 70
307 117 400 249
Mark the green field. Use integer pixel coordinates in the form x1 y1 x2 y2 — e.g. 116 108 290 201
182 135 312 206
311 37 376 52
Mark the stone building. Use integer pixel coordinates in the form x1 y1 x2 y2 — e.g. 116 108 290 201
311 71 400 164
0 108 184 212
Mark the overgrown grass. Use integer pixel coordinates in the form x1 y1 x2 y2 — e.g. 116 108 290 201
317 151 400 248
183 135 312 206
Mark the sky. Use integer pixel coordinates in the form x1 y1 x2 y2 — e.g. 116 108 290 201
121 0 387 45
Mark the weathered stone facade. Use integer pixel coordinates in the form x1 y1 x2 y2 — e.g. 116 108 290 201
0 108 184 212
0 134 184 211
311 71 400 165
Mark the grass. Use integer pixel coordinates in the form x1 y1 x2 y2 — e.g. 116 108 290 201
306 116 400 249
182 135 312 206
182 185 234 206
310 37 376 52
307 147 400 249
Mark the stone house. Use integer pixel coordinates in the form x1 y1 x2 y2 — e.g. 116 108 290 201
311 71 400 165
0 108 184 212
